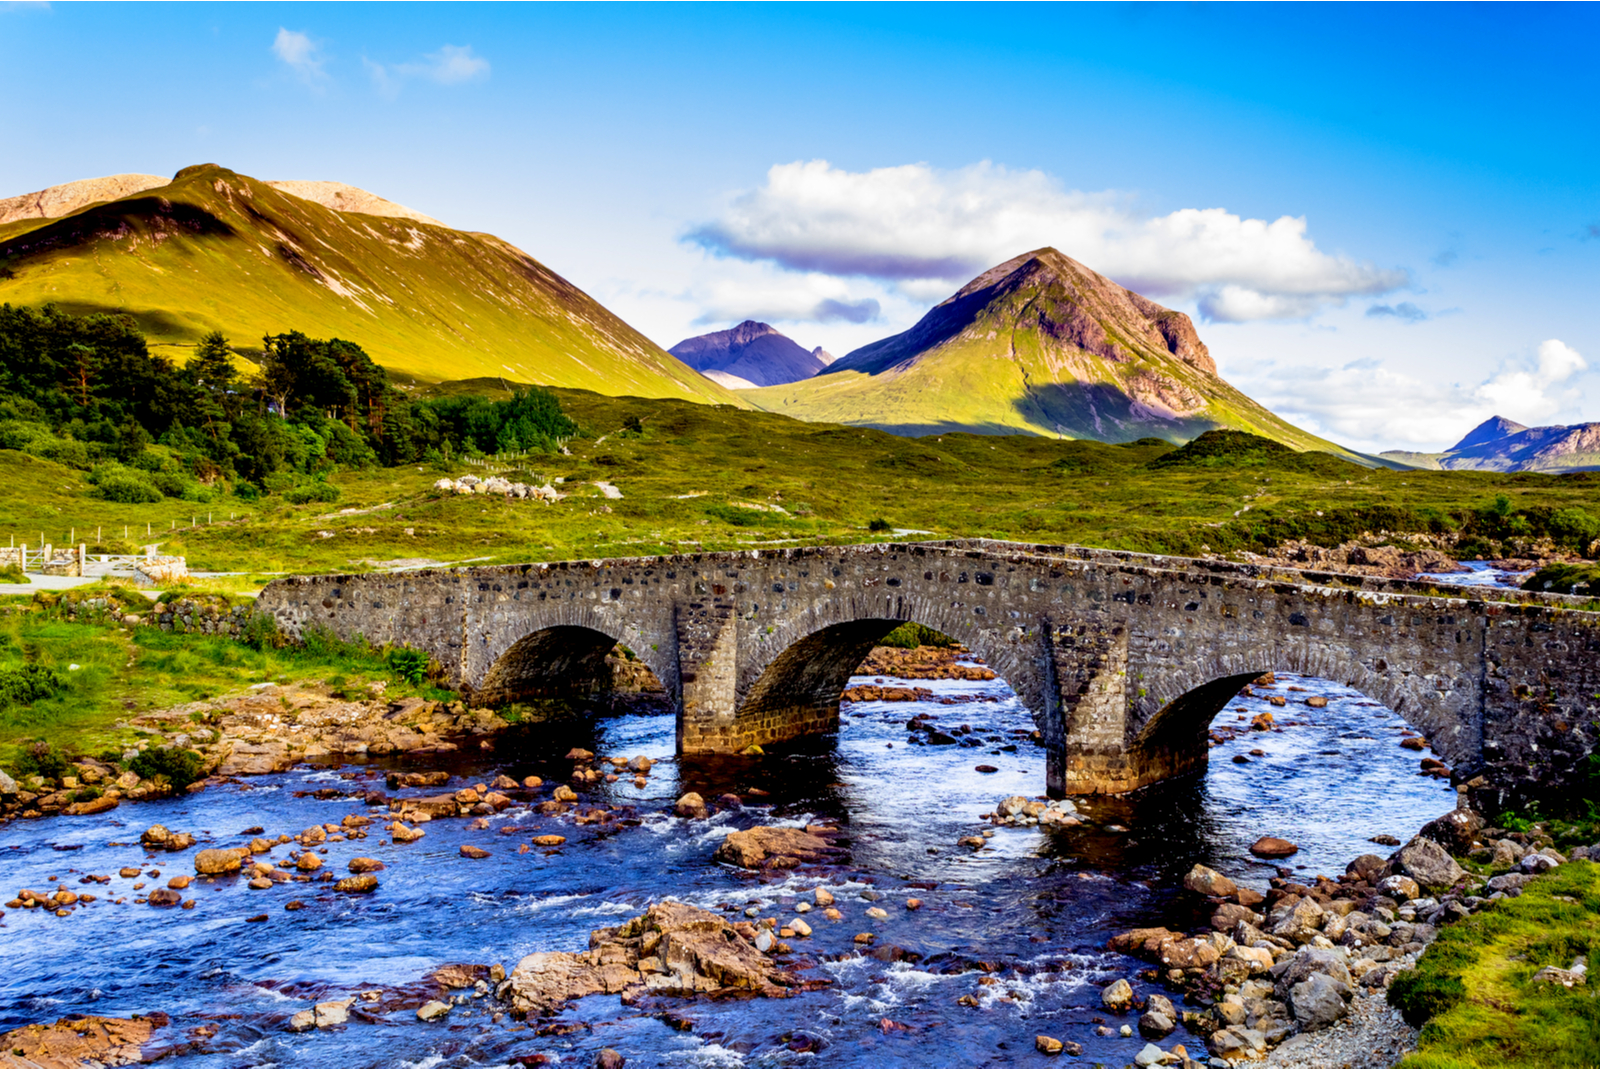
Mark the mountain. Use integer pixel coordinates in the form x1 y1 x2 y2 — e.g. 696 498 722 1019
668 320 833 388
1381 416 1600 473
0 164 743 405
741 248 1364 457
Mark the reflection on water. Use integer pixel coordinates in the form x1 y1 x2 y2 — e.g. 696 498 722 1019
0 669 1452 1067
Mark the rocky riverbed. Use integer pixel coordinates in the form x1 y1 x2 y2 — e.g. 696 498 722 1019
1 663 1502 1068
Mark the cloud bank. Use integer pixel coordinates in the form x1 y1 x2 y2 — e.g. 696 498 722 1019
690 160 1408 323
1245 339 1589 450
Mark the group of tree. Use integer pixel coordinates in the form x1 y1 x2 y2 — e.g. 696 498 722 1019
0 303 578 504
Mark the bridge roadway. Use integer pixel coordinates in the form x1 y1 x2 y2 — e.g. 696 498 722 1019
256 540 1600 802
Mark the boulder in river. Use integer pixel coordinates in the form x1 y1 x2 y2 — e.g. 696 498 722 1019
1100 978 1134 1012
194 848 246 875
505 901 792 1018
674 792 707 819
1182 864 1238 898
1249 836 1299 859
335 874 379 894
714 826 839 869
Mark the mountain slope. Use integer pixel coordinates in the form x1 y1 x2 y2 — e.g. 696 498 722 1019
742 248 1363 457
0 164 744 405
1382 416 1600 473
669 320 832 387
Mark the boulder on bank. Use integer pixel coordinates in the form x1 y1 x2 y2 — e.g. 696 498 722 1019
714 826 838 869
1183 864 1239 898
505 901 792 1018
1418 808 1485 855
1385 835 1467 890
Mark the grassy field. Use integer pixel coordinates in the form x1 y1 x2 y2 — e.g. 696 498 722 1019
0 598 453 770
1390 861 1600 1069
1 385 1595 576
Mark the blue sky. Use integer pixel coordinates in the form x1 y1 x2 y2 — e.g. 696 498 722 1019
2 2 1596 452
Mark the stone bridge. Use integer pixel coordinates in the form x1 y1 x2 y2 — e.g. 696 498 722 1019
256 540 1600 802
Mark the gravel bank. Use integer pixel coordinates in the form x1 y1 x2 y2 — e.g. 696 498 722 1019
1260 989 1418 1068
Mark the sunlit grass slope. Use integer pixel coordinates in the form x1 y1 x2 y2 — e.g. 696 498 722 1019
3 386 1595 576
0 164 744 404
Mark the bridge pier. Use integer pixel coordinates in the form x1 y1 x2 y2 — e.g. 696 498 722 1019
674 602 740 753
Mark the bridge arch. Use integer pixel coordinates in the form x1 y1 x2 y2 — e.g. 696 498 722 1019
730 593 1051 751
1118 632 1482 793
465 601 677 711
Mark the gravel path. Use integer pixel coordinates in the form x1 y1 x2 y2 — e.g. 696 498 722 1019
1258 990 1418 1068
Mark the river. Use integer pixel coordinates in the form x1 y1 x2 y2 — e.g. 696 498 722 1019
0 665 1455 1067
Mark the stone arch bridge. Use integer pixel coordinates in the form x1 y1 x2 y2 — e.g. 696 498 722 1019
256 540 1599 802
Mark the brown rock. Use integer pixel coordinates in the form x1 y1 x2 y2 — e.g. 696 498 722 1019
595 1050 625 1069
532 835 567 847
391 821 426 843
0 1014 162 1068
347 858 385 873
460 844 491 859
1250 836 1299 859
195 848 246 875
147 888 182 907
167 876 192 890
713 826 839 869
64 795 119 816
296 853 323 872
553 785 579 803
674 792 707 818
335 874 379 894
1183 864 1239 898
523 776 543 788
1400 736 1427 751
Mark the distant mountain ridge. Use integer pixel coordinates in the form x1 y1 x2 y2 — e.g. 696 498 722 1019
669 320 833 387
0 163 743 405
744 247 1367 459
1382 416 1600 473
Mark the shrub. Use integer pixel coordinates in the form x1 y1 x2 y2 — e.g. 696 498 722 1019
388 646 430 685
128 746 205 792
1388 966 1466 1028
878 622 957 649
868 517 893 532
98 473 164 504
0 663 63 707
241 611 281 651
285 481 341 504
12 740 70 781
0 563 25 584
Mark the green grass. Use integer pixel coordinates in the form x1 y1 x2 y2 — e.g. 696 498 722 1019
1 388 1598 576
1524 562 1600 595
1390 862 1600 1069
0 164 743 403
0 604 453 775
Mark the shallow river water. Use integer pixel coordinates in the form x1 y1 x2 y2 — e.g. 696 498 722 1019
0 667 1454 1067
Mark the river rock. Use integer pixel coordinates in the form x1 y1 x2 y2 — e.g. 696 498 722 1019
391 821 425 843
1345 853 1387 882
1419 807 1485 855
1288 971 1353 1030
1386 836 1467 890
416 1000 451 1021
460 845 491 859
714 826 837 869
1376 875 1421 902
1101 978 1134 1012
195 848 246 875
1250 836 1299 859
506 901 791 1018
1183 864 1238 898
674 792 707 818
1272 946 1352 1000
314 999 352 1027
336 874 379 893
1211 902 1263 932
287 1009 315 1032
348 858 384 873
296 853 322 872
218 739 292 776
1134 1042 1168 1067
0 1014 163 1066
1138 1009 1175 1038
1036 1034 1064 1054
65 794 119 815
147 888 182 907
595 1050 625 1069
0 770 15 794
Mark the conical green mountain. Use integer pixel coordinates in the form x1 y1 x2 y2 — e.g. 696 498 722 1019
744 248 1359 456
0 164 743 404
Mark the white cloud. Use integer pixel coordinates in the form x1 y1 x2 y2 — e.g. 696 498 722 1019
689 160 1408 323
272 28 327 87
1240 339 1589 451
366 44 490 98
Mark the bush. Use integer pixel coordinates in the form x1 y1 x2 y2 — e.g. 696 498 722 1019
128 746 205 792
1388 966 1466 1028
878 622 957 649
388 646 429 685
0 663 63 707
241 611 281 651
285 481 341 504
12 740 70 781
0 563 25 584
868 517 893 532
98 473 164 504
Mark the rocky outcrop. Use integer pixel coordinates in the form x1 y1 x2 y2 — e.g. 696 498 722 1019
0 173 167 225
0 1013 165 1068
505 902 792 1018
713 826 840 869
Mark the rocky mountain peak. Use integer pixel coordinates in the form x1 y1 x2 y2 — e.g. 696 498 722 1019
1450 415 1530 453
670 321 830 388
